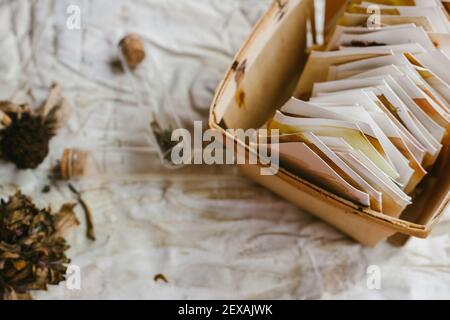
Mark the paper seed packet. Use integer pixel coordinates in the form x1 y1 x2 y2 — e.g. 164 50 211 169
262 0 450 216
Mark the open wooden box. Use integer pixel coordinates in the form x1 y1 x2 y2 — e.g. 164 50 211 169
209 0 450 247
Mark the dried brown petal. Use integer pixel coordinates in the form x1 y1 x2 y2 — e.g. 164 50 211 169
54 203 80 238
38 82 70 132
0 110 11 128
0 101 22 114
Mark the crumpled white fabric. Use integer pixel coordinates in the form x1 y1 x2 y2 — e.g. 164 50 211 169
0 0 449 300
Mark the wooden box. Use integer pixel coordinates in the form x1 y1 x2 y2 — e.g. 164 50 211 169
209 0 450 246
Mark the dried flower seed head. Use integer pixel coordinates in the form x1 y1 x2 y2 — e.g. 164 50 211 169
0 83 69 169
0 192 79 300
119 33 146 69
0 111 53 169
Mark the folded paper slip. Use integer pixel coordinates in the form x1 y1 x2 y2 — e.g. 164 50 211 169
268 111 401 180
280 98 416 188
328 54 450 118
271 99 414 215
293 50 392 99
338 12 435 32
346 4 450 33
327 25 436 51
265 141 373 208
309 89 429 186
312 79 443 162
325 23 419 51
346 67 448 142
327 57 450 142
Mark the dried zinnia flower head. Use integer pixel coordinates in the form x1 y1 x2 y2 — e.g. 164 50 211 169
0 191 79 300
0 82 69 169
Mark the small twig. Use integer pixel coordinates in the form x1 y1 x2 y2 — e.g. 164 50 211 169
68 183 96 241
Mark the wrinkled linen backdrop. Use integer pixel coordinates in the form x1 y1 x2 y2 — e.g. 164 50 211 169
0 0 449 299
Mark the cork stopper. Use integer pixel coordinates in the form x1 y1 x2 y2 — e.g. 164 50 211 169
119 33 146 69
60 149 88 180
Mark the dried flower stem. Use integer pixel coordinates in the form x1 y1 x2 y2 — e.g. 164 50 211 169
68 184 96 241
